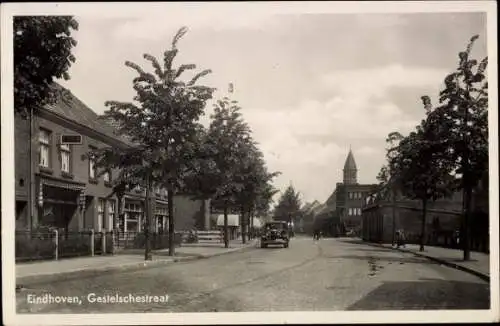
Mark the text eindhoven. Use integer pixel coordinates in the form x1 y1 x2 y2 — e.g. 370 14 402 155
27 293 169 305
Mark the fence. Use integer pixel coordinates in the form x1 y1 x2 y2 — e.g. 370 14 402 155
113 231 183 250
16 229 115 263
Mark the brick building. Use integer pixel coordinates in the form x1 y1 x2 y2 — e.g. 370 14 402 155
361 171 489 252
15 83 209 234
314 149 377 235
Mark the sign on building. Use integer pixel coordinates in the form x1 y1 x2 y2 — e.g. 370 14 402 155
60 134 82 145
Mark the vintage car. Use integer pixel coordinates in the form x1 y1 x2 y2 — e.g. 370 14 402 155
260 221 290 248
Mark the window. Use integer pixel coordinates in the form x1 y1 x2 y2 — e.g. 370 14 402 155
89 155 97 179
348 208 353 216
97 199 105 232
358 208 362 215
60 144 71 173
39 129 51 167
108 200 115 230
103 170 111 183
348 192 352 199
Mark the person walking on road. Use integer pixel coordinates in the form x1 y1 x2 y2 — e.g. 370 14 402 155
313 229 321 241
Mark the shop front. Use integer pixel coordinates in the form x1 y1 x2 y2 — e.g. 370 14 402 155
35 175 86 232
155 203 168 233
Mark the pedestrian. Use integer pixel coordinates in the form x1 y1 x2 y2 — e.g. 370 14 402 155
396 230 402 248
400 229 406 248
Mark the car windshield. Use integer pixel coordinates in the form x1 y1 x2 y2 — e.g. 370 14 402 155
265 223 287 230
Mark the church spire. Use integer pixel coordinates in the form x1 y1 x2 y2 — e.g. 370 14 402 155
343 148 357 184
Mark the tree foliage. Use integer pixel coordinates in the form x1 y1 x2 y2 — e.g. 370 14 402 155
94 26 214 189
423 35 488 259
14 16 79 116
273 185 302 223
91 27 215 256
382 35 488 254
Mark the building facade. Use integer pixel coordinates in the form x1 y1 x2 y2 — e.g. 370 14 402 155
14 84 208 235
315 149 377 235
361 173 489 253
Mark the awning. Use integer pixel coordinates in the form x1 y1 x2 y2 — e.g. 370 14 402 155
216 214 240 227
38 175 86 192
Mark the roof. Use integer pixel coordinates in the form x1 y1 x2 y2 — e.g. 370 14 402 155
343 149 357 171
44 83 134 147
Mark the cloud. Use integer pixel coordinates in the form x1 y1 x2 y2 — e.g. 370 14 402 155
55 13 486 205
237 64 448 203
109 12 278 41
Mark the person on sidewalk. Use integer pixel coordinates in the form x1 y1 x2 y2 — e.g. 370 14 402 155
396 229 406 248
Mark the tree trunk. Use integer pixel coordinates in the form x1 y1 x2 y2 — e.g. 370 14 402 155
241 205 246 244
223 201 229 248
248 207 253 240
419 198 427 252
391 188 397 246
462 187 472 260
144 174 153 261
168 185 175 256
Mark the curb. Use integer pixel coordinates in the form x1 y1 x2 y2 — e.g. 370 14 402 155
366 241 490 283
16 241 257 288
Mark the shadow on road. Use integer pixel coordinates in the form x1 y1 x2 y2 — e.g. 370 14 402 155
348 248 394 254
347 279 490 310
323 254 440 265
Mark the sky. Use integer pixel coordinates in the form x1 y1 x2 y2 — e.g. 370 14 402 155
57 10 487 205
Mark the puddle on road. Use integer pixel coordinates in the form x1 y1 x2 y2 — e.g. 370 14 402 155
367 257 384 277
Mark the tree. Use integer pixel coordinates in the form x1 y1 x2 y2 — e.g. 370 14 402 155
93 27 214 258
233 142 280 242
14 16 79 116
190 97 253 248
429 35 489 260
377 131 404 245
390 102 455 252
273 185 302 229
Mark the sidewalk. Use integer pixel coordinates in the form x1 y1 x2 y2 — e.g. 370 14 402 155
16 239 257 287
372 241 490 282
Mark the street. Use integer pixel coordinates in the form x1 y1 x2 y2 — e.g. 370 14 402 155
17 236 490 313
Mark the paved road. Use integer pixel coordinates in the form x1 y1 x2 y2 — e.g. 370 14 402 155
17 237 490 313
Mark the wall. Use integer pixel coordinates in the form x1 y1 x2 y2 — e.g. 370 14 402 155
362 203 461 243
14 115 33 229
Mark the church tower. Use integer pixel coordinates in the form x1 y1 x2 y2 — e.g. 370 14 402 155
343 148 358 185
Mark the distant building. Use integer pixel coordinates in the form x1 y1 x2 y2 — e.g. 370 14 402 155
314 149 377 236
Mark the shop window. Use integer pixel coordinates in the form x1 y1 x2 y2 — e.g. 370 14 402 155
108 200 115 230
97 199 105 232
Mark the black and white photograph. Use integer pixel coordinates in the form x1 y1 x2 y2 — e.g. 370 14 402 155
1 1 498 325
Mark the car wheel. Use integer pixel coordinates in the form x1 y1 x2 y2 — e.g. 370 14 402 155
284 243 289 248
261 243 266 248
